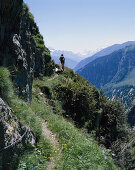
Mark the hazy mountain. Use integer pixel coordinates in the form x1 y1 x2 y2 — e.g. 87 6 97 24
50 48 83 62
51 55 78 69
50 48 96 69
75 41 135 71
77 44 135 106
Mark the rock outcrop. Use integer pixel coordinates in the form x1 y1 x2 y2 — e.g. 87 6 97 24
0 97 35 169
0 1 54 102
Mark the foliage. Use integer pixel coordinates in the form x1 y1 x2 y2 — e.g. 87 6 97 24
10 96 52 169
55 70 129 148
1 66 133 169
31 78 118 169
98 93 129 147
17 137 51 170
23 3 55 77
0 67 14 100
0 67 52 169
55 71 100 130
128 105 135 126
48 113 118 170
33 69 133 168
110 134 135 169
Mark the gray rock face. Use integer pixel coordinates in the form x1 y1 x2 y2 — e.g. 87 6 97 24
11 12 36 101
8 3 36 102
0 0 23 63
0 97 35 169
0 1 54 102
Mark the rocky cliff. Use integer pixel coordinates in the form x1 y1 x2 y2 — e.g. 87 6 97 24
0 97 35 169
0 1 54 102
0 1 54 169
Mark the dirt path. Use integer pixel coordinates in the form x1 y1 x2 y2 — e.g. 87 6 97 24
47 74 58 81
42 120 61 170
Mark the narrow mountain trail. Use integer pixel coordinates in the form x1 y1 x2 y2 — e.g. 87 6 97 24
47 74 58 81
42 120 61 170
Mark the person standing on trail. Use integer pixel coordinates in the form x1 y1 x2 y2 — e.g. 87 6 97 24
59 54 65 71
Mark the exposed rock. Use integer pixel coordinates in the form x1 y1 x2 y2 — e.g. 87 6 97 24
0 1 54 102
0 97 35 169
0 0 23 64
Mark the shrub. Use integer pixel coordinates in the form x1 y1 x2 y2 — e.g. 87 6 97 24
55 73 100 130
55 72 130 151
0 67 14 100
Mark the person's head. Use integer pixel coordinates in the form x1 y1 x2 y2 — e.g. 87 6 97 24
61 54 63 56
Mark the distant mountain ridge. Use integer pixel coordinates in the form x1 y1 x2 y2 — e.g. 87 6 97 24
75 41 135 71
51 56 78 69
50 49 96 69
77 44 135 106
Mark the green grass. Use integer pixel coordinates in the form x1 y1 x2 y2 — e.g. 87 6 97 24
48 114 118 170
10 96 52 170
12 97 52 169
31 73 118 170
17 137 51 170
0 67 52 169
0 67 118 169
0 67 14 100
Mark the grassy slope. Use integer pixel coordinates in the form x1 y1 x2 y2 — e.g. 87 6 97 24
31 69 118 169
0 67 52 169
0 67 118 169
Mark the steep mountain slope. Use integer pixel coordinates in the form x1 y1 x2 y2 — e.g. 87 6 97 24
0 2 54 101
1 66 134 169
0 67 47 169
77 45 135 107
1 1 135 169
31 68 132 169
75 41 135 71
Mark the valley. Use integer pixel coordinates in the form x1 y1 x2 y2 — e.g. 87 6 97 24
0 1 135 169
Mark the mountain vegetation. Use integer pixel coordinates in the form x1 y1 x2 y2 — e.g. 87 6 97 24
0 1 135 170
1 66 135 169
0 1 54 102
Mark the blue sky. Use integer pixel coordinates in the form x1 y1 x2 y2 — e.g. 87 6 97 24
24 0 135 53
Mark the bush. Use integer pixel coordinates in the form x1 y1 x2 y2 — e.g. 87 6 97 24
55 73 100 130
99 97 129 148
0 67 14 100
55 72 130 151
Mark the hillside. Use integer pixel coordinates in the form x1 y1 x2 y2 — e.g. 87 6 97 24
0 1 135 170
75 41 135 71
1 66 135 169
77 45 135 106
0 1 54 102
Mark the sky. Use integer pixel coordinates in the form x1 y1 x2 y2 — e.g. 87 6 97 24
24 0 135 54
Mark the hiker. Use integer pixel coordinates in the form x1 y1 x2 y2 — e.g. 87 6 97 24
59 54 65 71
